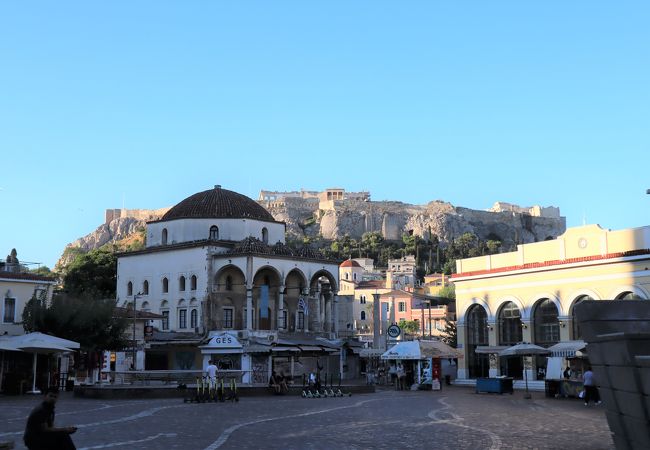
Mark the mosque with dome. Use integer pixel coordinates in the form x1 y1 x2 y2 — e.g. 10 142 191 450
116 185 355 379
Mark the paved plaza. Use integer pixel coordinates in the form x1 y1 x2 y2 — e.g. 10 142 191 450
0 386 613 450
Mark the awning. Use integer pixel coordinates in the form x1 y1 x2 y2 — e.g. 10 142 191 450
272 346 301 352
298 345 325 352
547 340 586 357
475 345 509 354
360 348 384 358
245 345 272 353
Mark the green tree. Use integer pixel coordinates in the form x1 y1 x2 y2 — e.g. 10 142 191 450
63 249 117 297
22 293 128 351
29 265 58 278
438 284 456 300
398 320 420 335
440 317 457 348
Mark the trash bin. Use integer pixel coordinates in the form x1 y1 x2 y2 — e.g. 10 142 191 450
444 375 451 385
545 380 560 398
65 379 75 392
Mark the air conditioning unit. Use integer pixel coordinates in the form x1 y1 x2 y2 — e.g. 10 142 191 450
268 335 276 342
237 330 249 340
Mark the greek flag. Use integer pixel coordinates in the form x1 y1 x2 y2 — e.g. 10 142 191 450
298 297 308 315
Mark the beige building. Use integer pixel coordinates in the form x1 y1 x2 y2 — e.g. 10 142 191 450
453 224 650 381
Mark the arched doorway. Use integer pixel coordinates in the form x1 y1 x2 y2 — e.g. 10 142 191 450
212 265 246 330
532 298 560 380
466 304 489 378
498 301 523 379
253 267 282 330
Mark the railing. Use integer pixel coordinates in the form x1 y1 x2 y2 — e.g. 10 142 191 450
108 370 246 386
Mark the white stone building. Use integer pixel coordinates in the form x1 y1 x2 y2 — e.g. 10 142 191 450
116 186 347 377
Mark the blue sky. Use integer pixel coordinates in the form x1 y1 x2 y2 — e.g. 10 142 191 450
1 1 649 269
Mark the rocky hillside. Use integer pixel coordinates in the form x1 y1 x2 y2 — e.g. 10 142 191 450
267 198 566 248
55 217 148 272
56 198 566 271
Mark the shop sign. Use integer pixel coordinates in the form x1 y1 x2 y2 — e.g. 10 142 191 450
208 333 242 348
387 324 401 339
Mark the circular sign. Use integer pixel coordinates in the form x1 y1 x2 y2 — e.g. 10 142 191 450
387 324 401 339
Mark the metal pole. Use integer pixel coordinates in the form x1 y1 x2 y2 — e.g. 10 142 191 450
421 303 425 339
428 302 432 339
132 293 140 370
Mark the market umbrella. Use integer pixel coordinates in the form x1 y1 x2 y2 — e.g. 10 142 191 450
500 343 550 399
7 333 80 394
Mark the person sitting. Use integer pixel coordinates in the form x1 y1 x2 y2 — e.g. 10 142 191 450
278 371 289 393
308 371 317 389
563 367 572 379
269 371 281 394
24 387 77 450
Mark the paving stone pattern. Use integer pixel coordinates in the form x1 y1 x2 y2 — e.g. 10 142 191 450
0 386 613 450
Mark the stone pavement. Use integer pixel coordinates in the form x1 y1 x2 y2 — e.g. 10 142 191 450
0 386 613 450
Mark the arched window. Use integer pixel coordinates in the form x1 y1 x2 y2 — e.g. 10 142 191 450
179 276 186 291
161 300 169 331
353 273 357 281
262 227 268 244
178 299 187 329
616 291 642 300
191 275 197 291
162 277 168 294
345 273 349 280
498 301 522 345
190 309 198 329
209 226 219 240
142 280 149 295
141 301 150 312
571 295 593 340
127 281 133 296
360 311 366 320
533 299 559 347
162 228 168 245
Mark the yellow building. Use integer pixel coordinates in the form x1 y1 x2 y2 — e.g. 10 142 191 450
452 224 650 382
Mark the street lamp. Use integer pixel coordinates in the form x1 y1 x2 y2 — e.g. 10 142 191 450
132 292 142 370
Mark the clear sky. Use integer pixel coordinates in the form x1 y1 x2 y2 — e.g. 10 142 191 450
2 1 649 270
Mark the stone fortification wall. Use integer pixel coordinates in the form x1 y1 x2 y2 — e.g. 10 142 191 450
105 207 171 224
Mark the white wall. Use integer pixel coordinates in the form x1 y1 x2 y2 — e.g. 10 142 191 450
117 246 209 332
147 218 285 247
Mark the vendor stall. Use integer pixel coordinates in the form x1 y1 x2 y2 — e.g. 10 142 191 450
544 340 587 399
381 340 461 390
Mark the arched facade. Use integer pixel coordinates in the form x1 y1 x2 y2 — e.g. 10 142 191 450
465 304 489 378
453 224 650 381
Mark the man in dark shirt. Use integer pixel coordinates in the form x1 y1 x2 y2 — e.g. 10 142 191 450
24 387 77 450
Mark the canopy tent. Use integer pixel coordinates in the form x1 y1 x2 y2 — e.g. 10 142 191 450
381 340 462 360
547 340 586 358
3 332 80 394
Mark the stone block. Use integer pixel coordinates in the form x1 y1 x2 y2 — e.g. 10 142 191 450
575 300 650 342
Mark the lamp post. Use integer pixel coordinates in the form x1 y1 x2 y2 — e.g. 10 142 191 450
132 292 141 370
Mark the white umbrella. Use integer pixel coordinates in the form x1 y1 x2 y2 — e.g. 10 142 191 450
6 333 79 394
499 343 550 398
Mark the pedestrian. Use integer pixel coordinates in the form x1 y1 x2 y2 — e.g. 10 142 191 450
206 359 218 385
269 371 281 394
582 366 601 406
397 363 406 391
24 387 77 450
278 371 289 393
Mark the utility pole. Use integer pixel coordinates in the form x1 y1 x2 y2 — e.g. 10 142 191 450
132 293 141 370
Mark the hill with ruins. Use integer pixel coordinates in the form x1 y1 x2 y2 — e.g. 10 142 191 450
56 188 565 271
259 188 566 247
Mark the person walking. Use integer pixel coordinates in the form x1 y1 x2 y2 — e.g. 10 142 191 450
24 387 77 450
583 366 601 406
206 359 218 383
